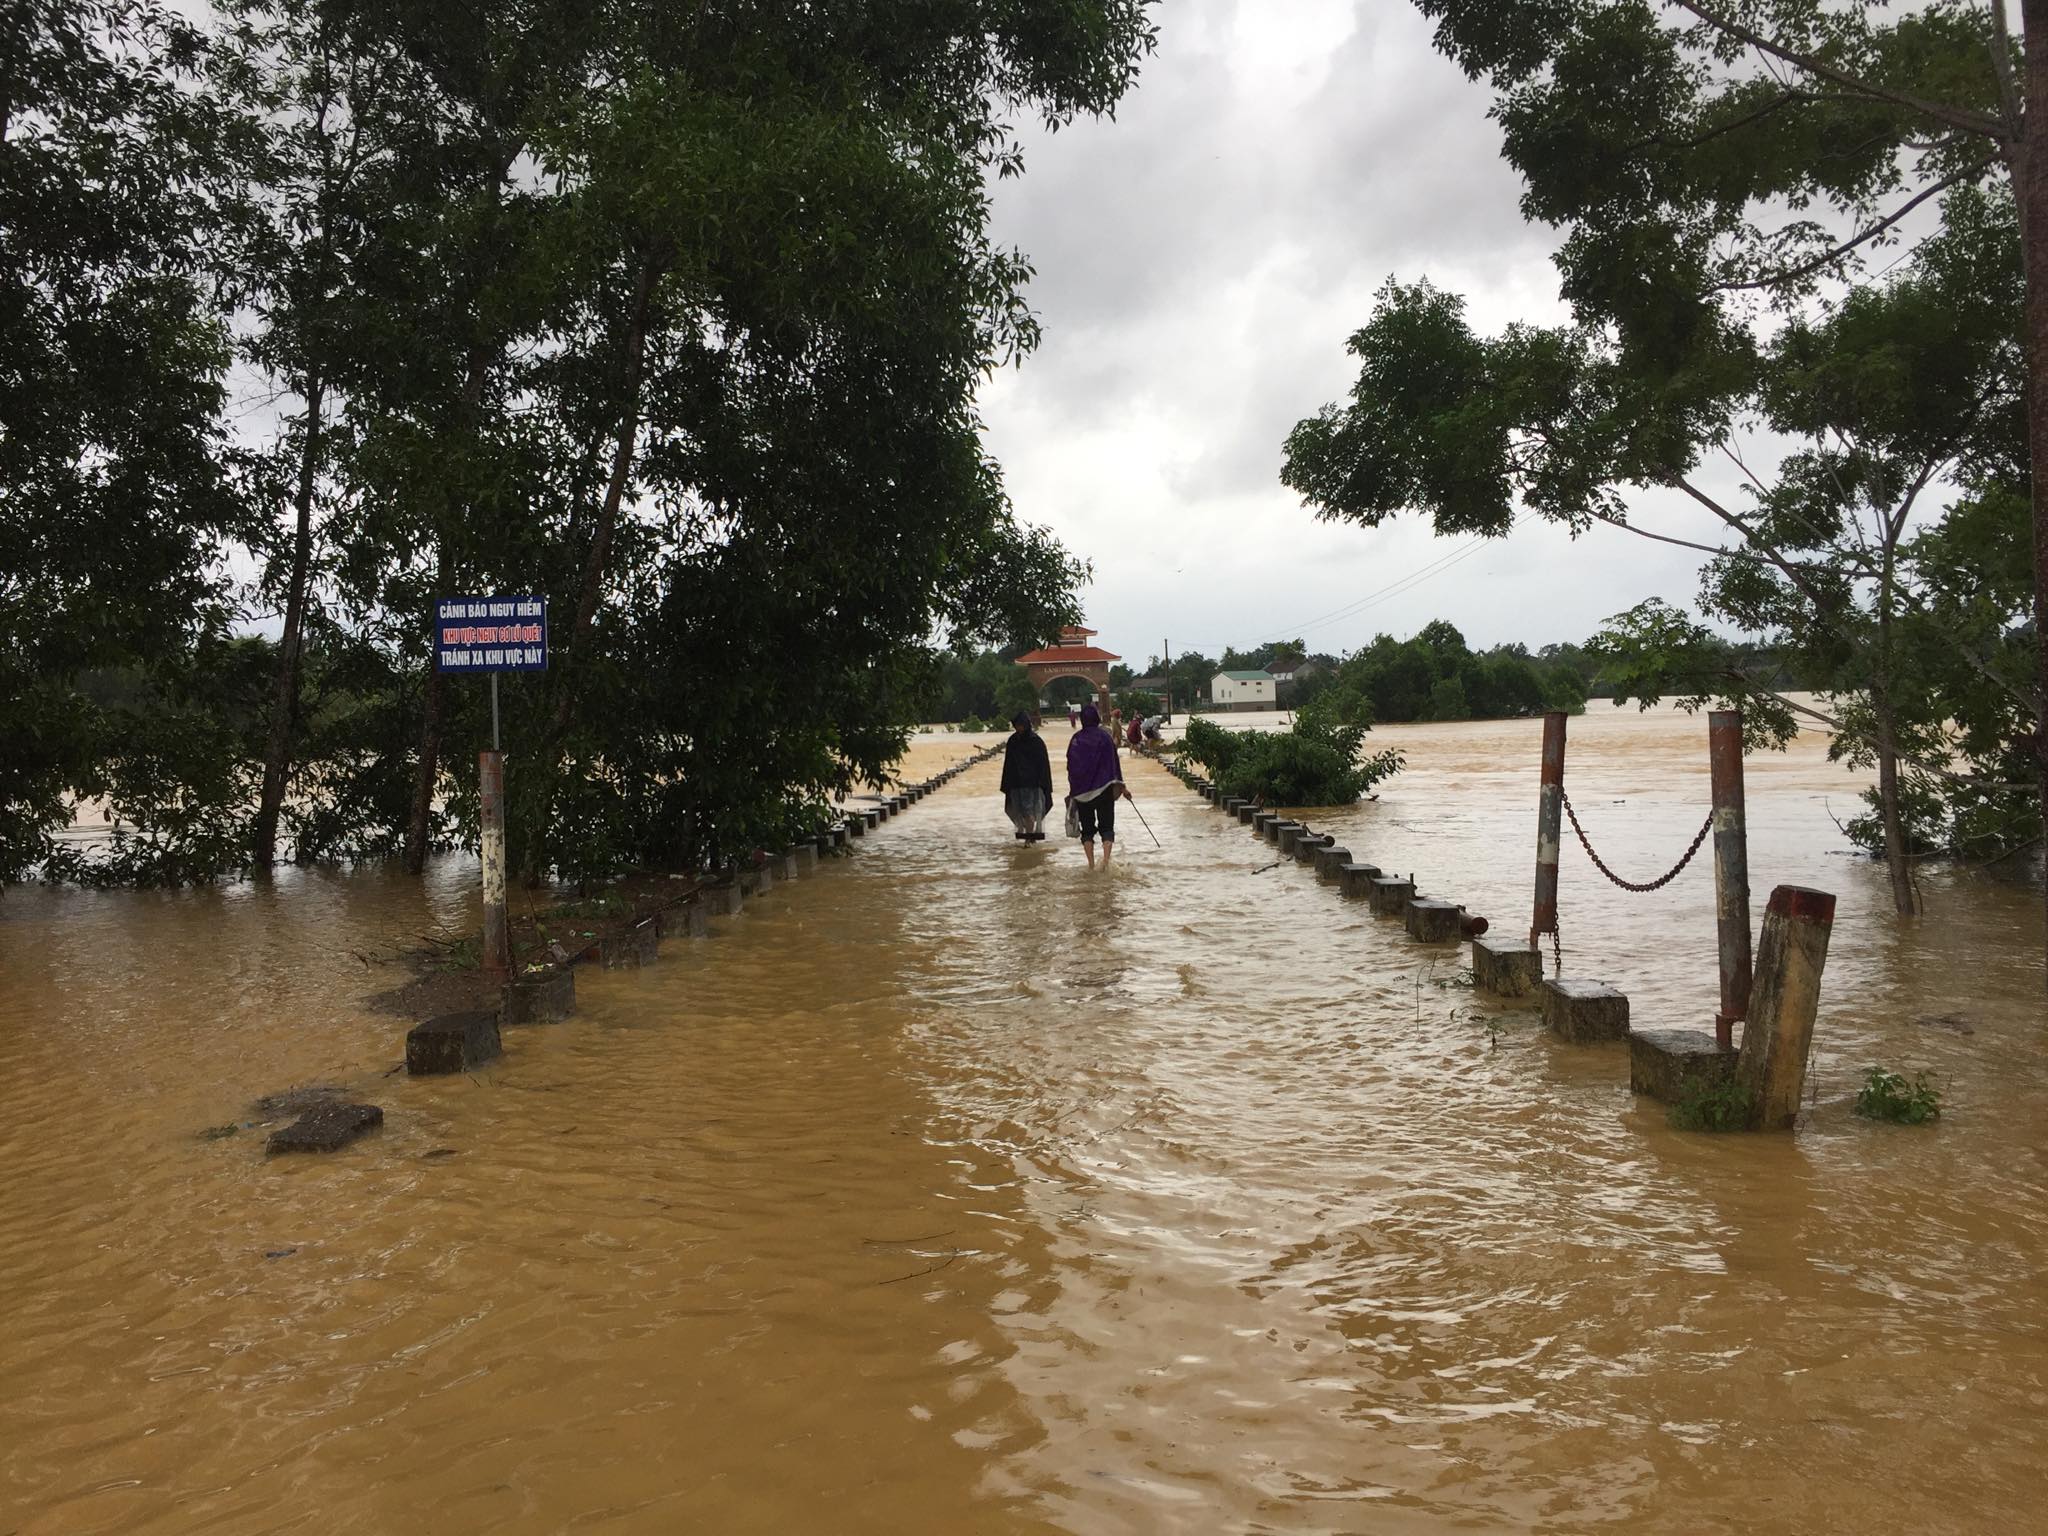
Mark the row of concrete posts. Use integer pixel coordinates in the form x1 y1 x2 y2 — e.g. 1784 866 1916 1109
1166 710 1836 1131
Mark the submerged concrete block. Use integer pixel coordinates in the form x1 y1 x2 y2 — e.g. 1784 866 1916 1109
1236 803 1257 825
1472 937 1541 999
1265 819 1298 847
1631 1028 1739 1102
704 882 744 916
1404 898 1462 943
1367 876 1415 915
1313 844 1351 880
862 808 881 830
773 852 800 882
1337 863 1381 898
503 967 575 1024
792 845 818 873
266 1101 383 1155
406 1010 502 1076
1543 978 1630 1043
738 864 773 896
1278 823 1306 855
844 815 866 838
1293 833 1329 864
601 919 659 969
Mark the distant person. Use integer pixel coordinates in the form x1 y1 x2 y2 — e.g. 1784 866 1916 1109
1125 713 1144 748
1068 704 1078 729
1000 710 1053 842
1142 714 1164 745
1065 703 1129 868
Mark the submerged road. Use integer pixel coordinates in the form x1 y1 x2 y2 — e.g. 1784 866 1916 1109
2 718 2045 1534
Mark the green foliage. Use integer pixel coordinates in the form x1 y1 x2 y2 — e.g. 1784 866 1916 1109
1667 1076 1755 1134
1287 8 2039 890
1178 715 1402 808
1854 1068 1943 1126
3 0 1157 886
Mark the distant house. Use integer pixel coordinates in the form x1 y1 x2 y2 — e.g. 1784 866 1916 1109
1265 652 1304 682
1210 669 1275 711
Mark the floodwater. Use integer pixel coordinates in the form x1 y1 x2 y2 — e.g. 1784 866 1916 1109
2 705 2043 1535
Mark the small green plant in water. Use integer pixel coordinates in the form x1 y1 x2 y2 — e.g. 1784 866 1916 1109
1854 1068 1942 1125
1668 1076 1755 1133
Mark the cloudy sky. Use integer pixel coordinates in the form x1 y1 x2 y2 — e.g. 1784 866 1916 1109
977 0 1733 669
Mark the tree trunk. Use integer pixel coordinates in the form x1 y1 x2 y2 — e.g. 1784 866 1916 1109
2018 3 2048 988
1876 735 1918 916
402 542 451 874
552 256 658 735
253 373 324 869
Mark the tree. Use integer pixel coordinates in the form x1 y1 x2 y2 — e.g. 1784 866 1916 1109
1376 0 2044 956
0 1 251 883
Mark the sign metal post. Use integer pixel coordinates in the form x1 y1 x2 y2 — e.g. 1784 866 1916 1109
434 595 548 976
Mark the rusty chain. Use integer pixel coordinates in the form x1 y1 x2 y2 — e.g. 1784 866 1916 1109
1562 790 1715 894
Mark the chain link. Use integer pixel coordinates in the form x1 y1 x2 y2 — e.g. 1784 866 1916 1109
1562 790 1715 894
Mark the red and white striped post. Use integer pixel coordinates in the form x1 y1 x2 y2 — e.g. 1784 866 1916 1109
1708 710 1751 1049
1530 710 1567 950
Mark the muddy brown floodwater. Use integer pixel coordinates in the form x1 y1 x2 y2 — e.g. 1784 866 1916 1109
3 706 2044 1535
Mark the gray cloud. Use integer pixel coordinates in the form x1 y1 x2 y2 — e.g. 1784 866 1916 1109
978 0 1742 661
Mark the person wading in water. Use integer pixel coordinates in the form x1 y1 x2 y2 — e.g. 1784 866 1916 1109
1000 710 1053 841
1065 703 1130 868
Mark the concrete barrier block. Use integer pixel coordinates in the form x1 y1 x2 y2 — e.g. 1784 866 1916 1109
704 882 744 916
1337 863 1380 898
1471 937 1540 998
738 865 772 896
1367 876 1415 915
1630 1028 1739 1102
1313 845 1351 880
1278 824 1305 855
504 967 575 1024
406 1010 502 1076
1404 898 1461 943
1293 833 1329 864
1265 819 1298 846
1542 978 1630 1043
266 1102 383 1155
601 919 660 969
773 852 800 881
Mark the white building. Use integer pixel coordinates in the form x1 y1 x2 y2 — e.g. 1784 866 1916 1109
1210 669 1276 711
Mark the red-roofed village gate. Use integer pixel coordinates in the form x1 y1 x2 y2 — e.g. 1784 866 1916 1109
1014 626 1119 718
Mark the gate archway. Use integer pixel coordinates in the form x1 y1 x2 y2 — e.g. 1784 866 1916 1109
1014 627 1120 719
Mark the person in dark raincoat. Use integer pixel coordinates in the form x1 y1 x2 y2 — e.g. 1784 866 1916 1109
1065 703 1128 868
1000 710 1053 841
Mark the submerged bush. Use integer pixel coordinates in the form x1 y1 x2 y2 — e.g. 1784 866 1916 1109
1854 1068 1942 1124
1177 710 1401 807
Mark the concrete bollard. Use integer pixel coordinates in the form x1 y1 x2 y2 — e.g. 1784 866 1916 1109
1337 863 1382 898
1367 875 1415 915
1313 844 1351 880
407 1010 502 1075
662 899 708 939
845 815 866 838
1265 819 1298 847
1734 885 1837 1129
1630 1028 1738 1103
738 864 773 896
704 882 744 916
1293 833 1329 865
1278 823 1306 855
862 808 881 830
1471 937 1541 998
1404 898 1462 943
773 852 800 882
1541 978 1629 1043
793 845 818 873
266 1102 383 1154
1237 803 1257 825
601 918 660 968
503 967 575 1024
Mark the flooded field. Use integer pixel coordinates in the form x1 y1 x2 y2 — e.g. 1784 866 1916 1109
2 706 2043 1534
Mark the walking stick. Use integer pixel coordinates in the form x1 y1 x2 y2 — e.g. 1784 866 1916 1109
1122 787 1163 850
